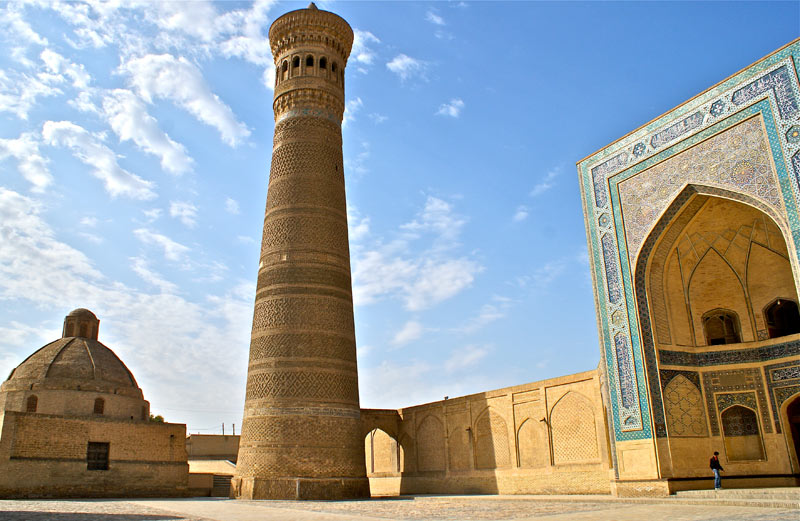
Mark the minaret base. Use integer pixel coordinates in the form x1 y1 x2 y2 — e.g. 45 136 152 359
232 476 370 500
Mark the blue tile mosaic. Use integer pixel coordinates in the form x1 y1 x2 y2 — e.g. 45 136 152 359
614 333 637 409
601 234 622 304
702 369 771 436
732 65 798 119
650 111 704 149
659 339 800 366
591 153 627 208
765 360 800 432
576 42 800 444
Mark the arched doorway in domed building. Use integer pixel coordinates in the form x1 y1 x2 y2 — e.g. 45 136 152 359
634 187 800 489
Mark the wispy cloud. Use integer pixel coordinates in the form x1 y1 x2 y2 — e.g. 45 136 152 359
530 167 560 197
386 54 426 82
392 320 423 346
513 205 529 222
0 132 52 192
122 54 251 147
42 120 156 200
352 29 380 69
133 228 190 261
343 97 364 127
445 345 489 373
436 98 464 118
425 10 445 26
225 197 240 215
169 201 198 228
101 89 193 175
352 195 482 311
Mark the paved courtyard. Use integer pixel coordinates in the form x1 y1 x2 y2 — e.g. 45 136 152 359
0 496 798 521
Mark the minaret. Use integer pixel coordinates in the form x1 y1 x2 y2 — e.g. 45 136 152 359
232 4 369 500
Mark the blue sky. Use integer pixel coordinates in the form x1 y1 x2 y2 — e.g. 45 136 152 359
0 1 797 434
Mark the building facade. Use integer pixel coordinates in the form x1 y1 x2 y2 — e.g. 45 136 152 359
0 309 189 498
576 40 800 495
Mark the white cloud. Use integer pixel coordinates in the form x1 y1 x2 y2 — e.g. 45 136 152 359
369 113 388 124
80 217 98 227
143 208 162 222
0 186 251 432
130 256 177 293
352 196 481 310
436 98 464 118
0 69 62 119
445 345 489 373
345 141 370 178
425 10 445 26
347 205 370 242
42 120 156 200
0 132 52 192
133 228 190 261
404 258 480 311
122 54 251 147
40 49 91 88
101 89 193 175
169 201 199 228
457 302 508 334
401 195 466 243
392 320 423 346
1 3 48 46
225 197 240 215
352 29 380 67
530 168 560 197
343 97 364 127
145 1 220 42
386 54 426 81
513 205 529 222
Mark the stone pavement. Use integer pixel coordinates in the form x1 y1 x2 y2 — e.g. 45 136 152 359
0 494 798 521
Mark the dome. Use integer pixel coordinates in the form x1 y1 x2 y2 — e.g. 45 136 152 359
67 308 97 319
2 337 140 394
0 309 145 411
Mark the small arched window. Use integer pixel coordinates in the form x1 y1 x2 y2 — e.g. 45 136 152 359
764 299 800 338
292 56 300 69
94 397 105 415
319 57 327 70
305 55 314 67
703 309 741 345
26 395 38 413
331 62 338 73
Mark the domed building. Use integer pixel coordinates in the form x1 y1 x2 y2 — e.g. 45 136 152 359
0 309 189 498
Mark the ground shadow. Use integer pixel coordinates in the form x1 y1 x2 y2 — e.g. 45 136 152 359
0 513 185 520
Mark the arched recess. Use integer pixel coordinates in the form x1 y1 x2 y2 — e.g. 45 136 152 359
781 393 800 472
688 250 752 344
398 433 414 473
517 417 549 468
633 184 797 438
550 391 599 465
448 422 470 471
364 428 400 474
721 405 765 461
663 375 707 437
26 395 38 413
473 408 511 469
416 415 445 471
763 298 800 338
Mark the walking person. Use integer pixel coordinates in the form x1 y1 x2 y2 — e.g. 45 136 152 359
710 451 724 490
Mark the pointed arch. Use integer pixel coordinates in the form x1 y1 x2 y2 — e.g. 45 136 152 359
663 374 707 436
721 405 765 461
550 391 599 465
473 407 510 469
416 415 445 471
517 417 549 468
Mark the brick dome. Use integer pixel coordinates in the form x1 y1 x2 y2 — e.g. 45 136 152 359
0 309 148 420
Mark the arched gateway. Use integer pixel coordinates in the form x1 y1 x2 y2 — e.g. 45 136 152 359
577 39 800 495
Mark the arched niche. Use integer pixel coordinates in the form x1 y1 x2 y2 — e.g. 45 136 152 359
416 415 445 471
549 391 599 465
364 428 400 474
517 417 549 468
473 407 511 469
634 186 798 437
721 405 765 461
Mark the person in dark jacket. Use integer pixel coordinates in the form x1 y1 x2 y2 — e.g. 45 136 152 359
710 451 724 490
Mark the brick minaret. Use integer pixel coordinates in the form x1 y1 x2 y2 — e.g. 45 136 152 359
232 3 369 500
